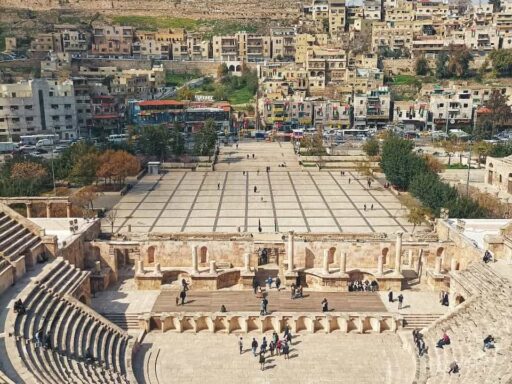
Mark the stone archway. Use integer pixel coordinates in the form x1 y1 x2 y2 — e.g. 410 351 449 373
328 247 336 264
199 246 208 264
455 294 465 305
147 246 155 266
436 247 444 257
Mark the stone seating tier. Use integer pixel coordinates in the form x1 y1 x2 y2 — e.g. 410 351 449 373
412 262 512 384
0 212 41 259
5 258 133 384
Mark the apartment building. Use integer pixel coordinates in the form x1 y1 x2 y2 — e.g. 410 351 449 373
72 77 92 138
212 35 240 61
90 95 124 135
430 86 474 129
92 25 134 57
353 86 391 129
30 33 63 54
271 27 297 61
0 79 78 141
363 0 383 21
239 33 272 62
329 0 347 35
40 52 72 78
393 100 429 130
54 25 90 54
371 21 415 53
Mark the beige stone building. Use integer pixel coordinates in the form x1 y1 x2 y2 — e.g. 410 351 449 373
91 25 134 57
485 155 512 194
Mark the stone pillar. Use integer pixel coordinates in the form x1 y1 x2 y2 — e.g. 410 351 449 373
66 202 72 218
287 230 294 273
26 202 32 218
243 253 250 272
192 247 199 274
209 260 216 274
46 202 52 218
323 250 329 274
394 232 403 274
136 260 144 274
94 261 101 273
155 263 161 274
434 257 442 274
450 258 458 271
408 249 413 266
377 254 384 276
340 251 347 275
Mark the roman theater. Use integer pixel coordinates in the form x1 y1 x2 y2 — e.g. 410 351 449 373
0 142 511 384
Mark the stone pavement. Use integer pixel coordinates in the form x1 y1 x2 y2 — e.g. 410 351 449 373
135 331 415 384
151 290 387 313
112 144 417 233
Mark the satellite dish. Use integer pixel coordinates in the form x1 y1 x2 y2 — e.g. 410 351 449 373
450 119 455 124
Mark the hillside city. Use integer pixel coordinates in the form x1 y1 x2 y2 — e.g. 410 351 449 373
0 0 511 383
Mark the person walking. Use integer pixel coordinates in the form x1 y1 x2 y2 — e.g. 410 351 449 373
363 204 367 211
398 294 404 310
275 276 281 290
272 331 278 345
290 284 296 299
254 186 257 193
322 298 329 312
283 342 290 359
252 277 258 294
251 338 258 356
259 352 266 370
239 337 244 354
276 339 282 356
348 178 351 184
179 289 187 305
266 276 273 289
388 290 393 302
261 337 267 354
217 182 220 190
263 297 268 315
269 340 275 356
252 154 255 159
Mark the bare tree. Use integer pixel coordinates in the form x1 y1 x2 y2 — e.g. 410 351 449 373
105 209 119 234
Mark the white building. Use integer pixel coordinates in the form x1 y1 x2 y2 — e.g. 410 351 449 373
0 79 78 141
430 86 474 129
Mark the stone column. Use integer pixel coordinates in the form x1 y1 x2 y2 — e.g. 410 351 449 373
94 261 101 273
377 254 384 276
209 260 216 274
26 202 32 218
243 253 250 272
192 247 199 274
394 232 403 274
66 202 72 218
323 250 329 274
136 260 144 274
450 258 458 271
408 249 413 266
287 230 294 273
46 202 52 218
434 257 442 274
340 251 347 275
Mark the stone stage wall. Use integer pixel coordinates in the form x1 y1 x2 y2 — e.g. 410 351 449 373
139 312 403 335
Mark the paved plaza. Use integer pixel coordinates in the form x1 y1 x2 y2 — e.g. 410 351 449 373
113 142 415 234
135 332 415 384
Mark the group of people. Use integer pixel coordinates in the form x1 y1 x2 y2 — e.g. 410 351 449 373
413 329 427 356
483 250 493 264
34 328 51 350
348 280 378 292
290 283 303 299
13 299 26 314
387 291 404 310
243 327 294 370
260 297 269 315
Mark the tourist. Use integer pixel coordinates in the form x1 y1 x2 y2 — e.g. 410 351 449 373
276 339 283 356
261 337 268 354
182 278 189 291
179 289 187 305
442 292 449 306
243 171 246 176
283 325 290 339
348 178 351 184
483 250 492 263
448 361 459 375
283 342 290 359
296 285 303 299
260 298 268 315
418 338 426 357
269 340 275 356
436 331 450 349
252 338 259 356
217 182 220 190
291 284 296 299
371 204 374 210
247 154 249 159
388 290 394 302
266 276 273 289
14 299 26 315
252 154 255 159
275 276 281 290
252 277 259 294
239 337 243 354
220 305 227 313
85 349 94 363
257 169 260 175
272 331 278 345
321 298 329 312
483 335 495 351
259 351 266 370
398 294 404 310
254 186 257 193
35 329 43 348
263 297 269 314
370 280 378 292
363 204 367 211
286 331 292 344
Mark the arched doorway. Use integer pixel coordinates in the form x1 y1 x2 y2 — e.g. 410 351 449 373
436 247 444 257
381 248 389 264
455 294 465 305
79 295 87 304
328 247 336 264
199 246 208 264
147 246 155 265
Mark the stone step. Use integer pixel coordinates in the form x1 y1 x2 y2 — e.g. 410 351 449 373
403 314 443 330
101 313 140 331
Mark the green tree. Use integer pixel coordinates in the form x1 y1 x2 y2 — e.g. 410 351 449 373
362 137 380 157
194 119 218 156
409 172 456 215
489 49 512 76
217 63 229 79
415 56 429 76
170 125 185 156
489 0 501 12
480 90 512 137
380 134 427 190
436 52 449 79
139 125 170 161
69 152 100 185
407 206 429 233
177 86 194 101
302 133 326 155
447 46 473 78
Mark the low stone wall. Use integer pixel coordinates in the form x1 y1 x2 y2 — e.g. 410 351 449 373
140 312 403 334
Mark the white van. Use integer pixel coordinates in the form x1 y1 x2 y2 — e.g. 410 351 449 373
35 139 54 149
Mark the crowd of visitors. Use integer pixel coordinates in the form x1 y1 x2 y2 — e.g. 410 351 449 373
348 280 378 292
244 326 294 370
